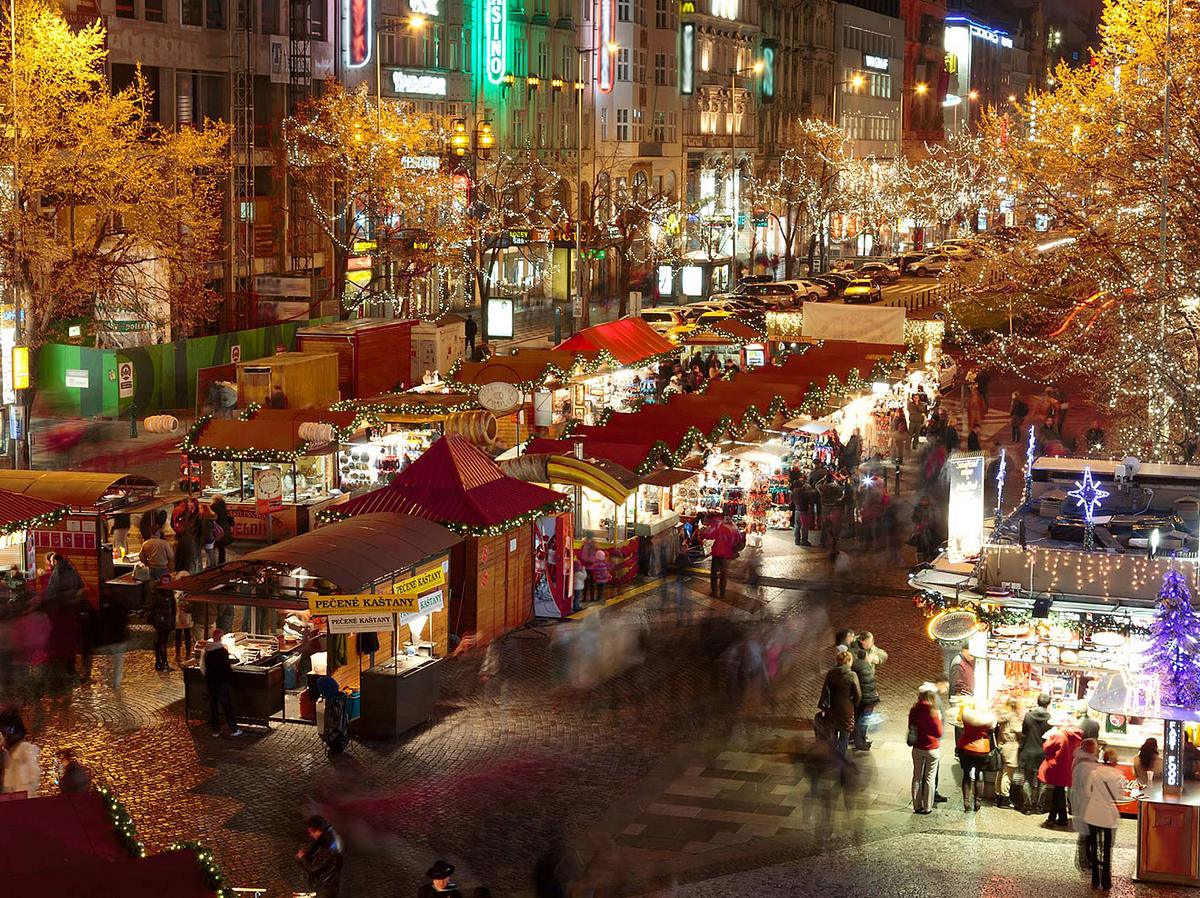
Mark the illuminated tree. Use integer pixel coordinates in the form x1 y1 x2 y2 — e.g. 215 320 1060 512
283 82 471 318
0 0 229 347
750 119 850 276
950 0 1200 458
1149 569 1200 708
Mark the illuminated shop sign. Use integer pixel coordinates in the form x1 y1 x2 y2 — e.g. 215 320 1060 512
711 0 737 19
595 0 615 92
947 16 1014 49
484 0 506 86
344 0 372 68
761 41 775 101
389 69 448 96
864 53 888 71
680 22 695 95
410 0 439 13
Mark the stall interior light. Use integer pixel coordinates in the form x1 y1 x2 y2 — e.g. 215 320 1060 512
871 381 889 395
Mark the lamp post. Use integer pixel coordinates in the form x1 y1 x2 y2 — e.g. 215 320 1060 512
825 73 863 267
965 88 978 133
574 42 618 331
728 61 763 284
894 81 927 252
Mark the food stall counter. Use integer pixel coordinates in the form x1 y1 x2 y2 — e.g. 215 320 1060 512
357 655 440 738
1136 782 1200 886
182 632 298 724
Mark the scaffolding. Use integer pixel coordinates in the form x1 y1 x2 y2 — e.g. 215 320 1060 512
287 0 320 314
229 0 256 330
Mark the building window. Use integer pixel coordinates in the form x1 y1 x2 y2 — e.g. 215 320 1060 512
514 37 526 75
599 106 608 140
513 109 526 146
654 52 666 85
536 40 549 77
308 0 325 40
258 0 277 32
616 108 630 141
699 37 711 72
634 49 645 84
145 0 164 20
617 48 630 81
116 0 136 19
181 0 201 26
561 45 573 79
537 111 548 146
655 0 666 28
617 0 630 21
205 0 223 29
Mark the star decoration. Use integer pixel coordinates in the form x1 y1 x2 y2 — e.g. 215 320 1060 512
1068 466 1110 522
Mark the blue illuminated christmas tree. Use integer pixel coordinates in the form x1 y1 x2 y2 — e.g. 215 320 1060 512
1149 569 1200 708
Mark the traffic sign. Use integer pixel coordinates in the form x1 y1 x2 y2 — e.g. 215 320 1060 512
117 361 135 399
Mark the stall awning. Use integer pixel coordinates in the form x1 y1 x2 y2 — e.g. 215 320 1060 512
332 390 480 418
175 512 460 602
545 454 639 505
0 490 66 530
332 436 569 529
638 468 699 488
554 318 677 366
452 350 598 389
682 320 764 344
0 472 156 510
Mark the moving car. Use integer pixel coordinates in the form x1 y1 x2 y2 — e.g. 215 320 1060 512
842 278 882 304
856 261 901 284
909 254 953 277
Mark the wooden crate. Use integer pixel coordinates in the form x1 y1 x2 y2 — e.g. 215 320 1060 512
297 318 416 399
237 352 340 408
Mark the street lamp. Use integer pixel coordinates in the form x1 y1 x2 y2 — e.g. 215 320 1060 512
894 81 928 252
966 88 979 132
728 61 763 283
574 42 619 329
831 73 865 133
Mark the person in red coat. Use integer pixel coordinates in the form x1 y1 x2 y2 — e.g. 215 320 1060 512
1039 725 1083 827
700 514 744 599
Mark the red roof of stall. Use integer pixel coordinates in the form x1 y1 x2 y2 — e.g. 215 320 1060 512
554 318 676 366
0 489 65 530
336 435 568 528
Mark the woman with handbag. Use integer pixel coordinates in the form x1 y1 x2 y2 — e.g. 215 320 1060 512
956 704 996 812
908 684 942 814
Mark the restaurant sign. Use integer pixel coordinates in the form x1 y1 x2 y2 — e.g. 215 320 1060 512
308 587 444 616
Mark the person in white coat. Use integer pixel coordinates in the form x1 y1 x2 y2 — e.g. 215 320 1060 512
1083 748 1126 891
2 720 40 798
1071 739 1101 872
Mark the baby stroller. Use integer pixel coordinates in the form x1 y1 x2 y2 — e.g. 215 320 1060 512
313 675 350 755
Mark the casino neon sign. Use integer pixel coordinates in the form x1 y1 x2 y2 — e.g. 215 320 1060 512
594 0 615 92
484 0 506 86
344 0 372 69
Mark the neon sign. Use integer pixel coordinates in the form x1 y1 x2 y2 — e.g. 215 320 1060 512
389 70 448 96
761 41 775 101
343 0 372 69
484 0 506 86
595 0 615 93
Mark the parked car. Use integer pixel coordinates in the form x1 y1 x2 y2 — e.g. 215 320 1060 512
856 261 901 284
775 279 830 302
638 308 687 333
813 272 855 295
842 278 882 304
937 243 977 260
805 276 843 297
735 281 802 307
909 254 953 277
893 252 931 276
694 309 736 329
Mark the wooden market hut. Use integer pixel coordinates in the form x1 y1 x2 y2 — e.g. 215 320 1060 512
324 435 573 643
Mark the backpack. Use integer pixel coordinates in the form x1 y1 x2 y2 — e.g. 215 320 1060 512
211 521 225 546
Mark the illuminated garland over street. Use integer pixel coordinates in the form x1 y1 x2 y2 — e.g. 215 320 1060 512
445 347 681 394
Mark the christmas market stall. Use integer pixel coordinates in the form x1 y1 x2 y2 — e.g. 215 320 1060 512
552 318 679 424
181 407 369 542
0 471 159 602
320 435 574 635
332 390 505 488
451 349 592 439
0 790 228 897
174 512 460 737
296 317 418 399
911 454 1200 833
677 319 771 370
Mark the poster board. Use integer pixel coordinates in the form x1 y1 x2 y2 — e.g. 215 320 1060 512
947 453 985 563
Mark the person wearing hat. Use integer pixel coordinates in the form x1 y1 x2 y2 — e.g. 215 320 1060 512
419 860 462 897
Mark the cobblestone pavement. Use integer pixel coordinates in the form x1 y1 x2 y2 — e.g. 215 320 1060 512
12 529 1194 898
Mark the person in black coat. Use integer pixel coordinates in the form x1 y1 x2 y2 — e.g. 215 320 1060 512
818 651 861 760
201 628 241 737
850 633 888 751
419 859 463 898
1018 693 1053 814
147 578 176 672
296 815 343 898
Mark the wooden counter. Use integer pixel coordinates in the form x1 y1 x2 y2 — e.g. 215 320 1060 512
356 656 440 739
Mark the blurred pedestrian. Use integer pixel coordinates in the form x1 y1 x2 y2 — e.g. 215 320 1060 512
818 649 860 760
201 628 242 737
571 557 586 613
1018 692 1053 814
1085 420 1106 456
138 515 174 580
1040 722 1084 827
1072 737 1101 872
1009 391 1029 443
96 592 130 690
420 860 462 897
147 576 176 672
210 496 235 565
792 480 818 547
700 514 743 599
465 315 478 357
54 748 92 794
910 495 938 562
817 476 844 557
109 511 131 557
1 714 40 797
174 594 194 664
956 704 995 812
909 684 942 814
1134 737 1162 786
850 632 887 751
590 550 611 605
296 815 343 898
993 696 1022 808
578 538 598 603
1084 749 1125 891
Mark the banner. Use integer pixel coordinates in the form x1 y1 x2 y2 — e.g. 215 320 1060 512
393 567 445 596
947 453 985 563
309 588 444 616
800 303 906 345
328 613 394 633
